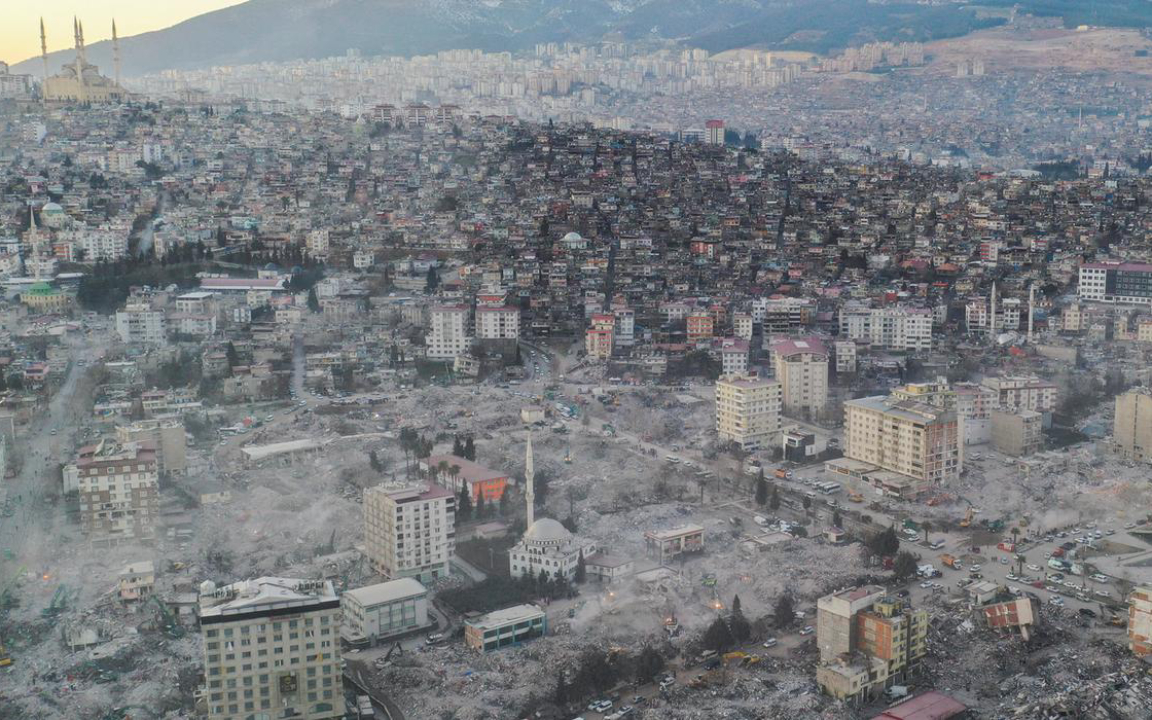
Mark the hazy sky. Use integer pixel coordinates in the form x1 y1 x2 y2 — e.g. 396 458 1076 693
4 1 246 64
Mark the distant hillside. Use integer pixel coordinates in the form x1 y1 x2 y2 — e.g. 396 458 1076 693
12 0 1152 78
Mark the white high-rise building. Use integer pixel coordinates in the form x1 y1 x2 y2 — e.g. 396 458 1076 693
475 305 519 340
844 395 960 489
198 577 344 720
838 306 932 352
363 484 455 584
715 374 782 450
115 302 167 345
771 337 829 419
427 305 469 359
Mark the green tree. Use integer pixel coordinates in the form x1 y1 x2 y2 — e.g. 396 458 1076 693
634 645 665 683
703 617 735 652
575 550 586 584
893 550 919 580
869 526 900 556
773 594 795 629
755 475 768 507
425 265 440 293
729 611 751 642
464 436 476 461
554 669 569 706
802 495 812 514
457 488 473 522
832 510 842 528
731 594 743 617
307 287 320 313
498 490 509 516
476 491 487 518
369 450 383 473
769 484 780 510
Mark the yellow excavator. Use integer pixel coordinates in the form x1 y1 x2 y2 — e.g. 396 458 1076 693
959 506 974 528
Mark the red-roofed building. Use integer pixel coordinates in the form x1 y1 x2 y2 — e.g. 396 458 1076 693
870 691 967 720
421 454 509 503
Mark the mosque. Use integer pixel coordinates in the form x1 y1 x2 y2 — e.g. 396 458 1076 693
40 18 127 104
508 434 595 583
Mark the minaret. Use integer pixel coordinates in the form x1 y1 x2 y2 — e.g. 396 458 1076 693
73 17 87 104
989 281 997 338
39 18 49 84
112 19 122 89
524 432 535 529
1028 284 1035 343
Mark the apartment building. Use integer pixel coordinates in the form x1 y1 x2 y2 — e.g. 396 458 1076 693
771 337 829 419
844 395 960 489
585 313 615 360
427 305 469 359
686 311 714 342
838 307 932 352
754 297 815 334
733 312 753 340
990 409 1043 457
475 305 520 340
1079 261 1152 305
340 577 429 647
1114 388 1152 462
116 418 188 475
980 375 1058 415
816 586 928 703
613 307 635 347
115 302 167 345
1128 584 1152 656
75 440 159 542
717 338 749 375
715 374 782 450
198 578 344 720
464 604 547 653
363 484 455 584
834 341 857 373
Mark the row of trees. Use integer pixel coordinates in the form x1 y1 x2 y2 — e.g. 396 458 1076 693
552 645 665 709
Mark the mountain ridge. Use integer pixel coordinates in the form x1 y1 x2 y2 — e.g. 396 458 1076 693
11 0 1152 79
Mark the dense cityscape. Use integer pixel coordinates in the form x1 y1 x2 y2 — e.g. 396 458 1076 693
2 5 1152 720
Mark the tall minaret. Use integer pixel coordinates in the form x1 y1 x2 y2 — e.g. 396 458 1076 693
1028 284 1036 343
989 281 997 338
112 19 122 89
524 432 535 529
73 17 87 104
39 18 50 85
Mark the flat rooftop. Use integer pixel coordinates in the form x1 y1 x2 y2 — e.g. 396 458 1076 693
466 603 544 630
343 578 427 608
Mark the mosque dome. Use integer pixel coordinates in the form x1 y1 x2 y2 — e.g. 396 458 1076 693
562 231 583 243
523 518 571 545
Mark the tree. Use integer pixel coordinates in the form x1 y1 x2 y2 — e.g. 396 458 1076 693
634 646 665 683
452 436 464 456
554 669 569 706
773 594 795 629
464 436 476 461
457 487 473 522
307 287 320 313
425 265 440 293
731 594 743 617
475 491 487 518
499 491 509 516
893 550 919 580
769 484 780 511
791 525 808 538
702 617 735 652
802 495 812 514
832 510 842 528
575 550 587 584
868 526 900 557
729 612 751 642
369 450 383 473
755 476 768 507
922 520 932 545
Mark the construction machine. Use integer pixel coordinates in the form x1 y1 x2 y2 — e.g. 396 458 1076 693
960 507 974 528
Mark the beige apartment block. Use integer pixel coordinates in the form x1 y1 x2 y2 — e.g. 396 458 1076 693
715 374 782 450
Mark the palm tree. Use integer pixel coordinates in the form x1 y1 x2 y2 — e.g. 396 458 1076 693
449 464 461 493
437 460 449 485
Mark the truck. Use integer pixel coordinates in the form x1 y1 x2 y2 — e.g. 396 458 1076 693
940 554 959 569
997 541 1016 553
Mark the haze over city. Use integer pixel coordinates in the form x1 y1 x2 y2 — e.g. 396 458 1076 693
2 1 1152 719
